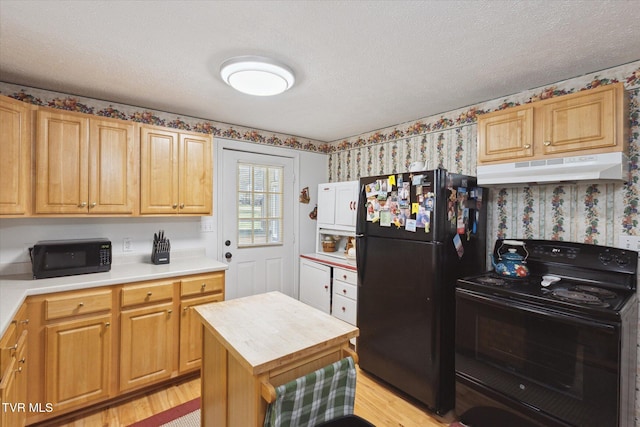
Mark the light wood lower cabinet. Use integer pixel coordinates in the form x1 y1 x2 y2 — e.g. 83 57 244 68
119 302 174 392
45 315 112 411
179 294 221 373
23 272 224 424
0 308 28 427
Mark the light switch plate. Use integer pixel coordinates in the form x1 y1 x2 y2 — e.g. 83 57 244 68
123 237 133 252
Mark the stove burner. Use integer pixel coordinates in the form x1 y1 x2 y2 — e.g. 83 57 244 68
573 285 617 299
476 276 508 286
551 288 609 307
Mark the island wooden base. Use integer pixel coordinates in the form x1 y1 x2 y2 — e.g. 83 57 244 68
203 331 359 426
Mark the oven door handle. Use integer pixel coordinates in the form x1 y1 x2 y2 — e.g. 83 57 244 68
456 289 617 333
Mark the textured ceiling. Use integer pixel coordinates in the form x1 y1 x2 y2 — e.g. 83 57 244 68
1 0 639 143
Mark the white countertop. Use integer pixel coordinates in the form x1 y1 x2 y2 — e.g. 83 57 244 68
300 252 357 271
0 256 228 336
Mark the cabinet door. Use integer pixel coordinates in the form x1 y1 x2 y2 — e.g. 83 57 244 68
35 110 90 214
334 181 358 228
120 302 174 392
179 294 221 373
477 105 533 163
317 184 336 226
45 315 111 412
0 97 31 216
299 258 331 313
179 133 212 214
0 358 18 427
541 85 617 155
140 126 179 214
89 119 137 214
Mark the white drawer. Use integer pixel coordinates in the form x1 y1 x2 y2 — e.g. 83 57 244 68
333 280 357 301
332 294 357 326
334 267 356 285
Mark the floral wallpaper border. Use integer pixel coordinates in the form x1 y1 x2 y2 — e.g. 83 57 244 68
0 82 328 153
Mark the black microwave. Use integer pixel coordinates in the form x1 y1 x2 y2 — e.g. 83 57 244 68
30 238 112 279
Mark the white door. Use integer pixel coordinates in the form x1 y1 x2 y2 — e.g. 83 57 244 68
221 149 295 300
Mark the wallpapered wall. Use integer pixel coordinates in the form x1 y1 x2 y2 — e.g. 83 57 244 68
2 60 640 424
327 61 640 250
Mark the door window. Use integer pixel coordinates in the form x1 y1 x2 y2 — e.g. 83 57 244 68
237 163 283 247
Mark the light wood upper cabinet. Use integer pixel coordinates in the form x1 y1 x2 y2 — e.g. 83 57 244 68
477 105 534 163
0 96 32 217
477 83 629 164
140 125 212 215
35 108 137 215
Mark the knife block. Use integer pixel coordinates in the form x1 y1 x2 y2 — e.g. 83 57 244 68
151 246 170 265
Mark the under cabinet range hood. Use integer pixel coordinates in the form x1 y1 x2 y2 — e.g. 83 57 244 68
476 152 629 186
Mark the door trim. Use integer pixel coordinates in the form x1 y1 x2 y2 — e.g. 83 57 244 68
214 138 301 298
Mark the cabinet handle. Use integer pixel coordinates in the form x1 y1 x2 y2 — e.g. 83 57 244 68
90 202 97 208
104 322 110 328
524 144 531 149
180 203 185 209
183 306 190 312
167 309 173 314
19 357 26 364
3 344 17 351
324 285 329 290
20 319 29 325
544 141 552 146
201 283 207 289
79 202 87 207
15 367 22 373
172 203 178 209
341 307 346 312
147 292 153 296
78 302 84 307
342 289 347 294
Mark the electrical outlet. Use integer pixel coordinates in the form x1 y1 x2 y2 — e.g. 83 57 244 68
618 236 640 253
123 237 133 252
200 217 214 233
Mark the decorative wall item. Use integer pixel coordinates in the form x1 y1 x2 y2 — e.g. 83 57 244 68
309 205 317 220
299 187 310 204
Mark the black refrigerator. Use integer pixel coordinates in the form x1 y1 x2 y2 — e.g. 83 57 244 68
355 168 487 415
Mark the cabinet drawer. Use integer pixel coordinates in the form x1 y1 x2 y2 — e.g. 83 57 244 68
332 294 357 326
45 289 112 320
180 272 224 297
121 281 174 307
334 267 357 285
333 280 357 301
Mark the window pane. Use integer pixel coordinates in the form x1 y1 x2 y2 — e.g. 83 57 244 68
268 219 281 243
254 167 266 192
238 164 252 191
268 168 281 191
253 193 265 219
238 220 253 245
268 194 281 218
253 220 266 244
238 193 253 218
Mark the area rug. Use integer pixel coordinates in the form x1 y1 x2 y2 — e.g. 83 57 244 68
128 398 200 427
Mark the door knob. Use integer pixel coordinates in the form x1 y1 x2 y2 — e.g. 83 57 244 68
225 252 232 260
225 240 231 246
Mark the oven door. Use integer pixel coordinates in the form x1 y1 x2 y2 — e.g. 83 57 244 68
455 288 621 427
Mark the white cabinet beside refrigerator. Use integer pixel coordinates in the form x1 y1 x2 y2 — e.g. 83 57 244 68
299 257 331 314
317 181 359 230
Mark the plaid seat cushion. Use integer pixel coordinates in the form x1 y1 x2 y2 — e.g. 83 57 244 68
264 356 357 427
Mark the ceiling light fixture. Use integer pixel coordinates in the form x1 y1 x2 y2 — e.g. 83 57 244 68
220 56 295 96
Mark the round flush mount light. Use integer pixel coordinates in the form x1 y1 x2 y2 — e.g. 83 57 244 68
220 56 295 96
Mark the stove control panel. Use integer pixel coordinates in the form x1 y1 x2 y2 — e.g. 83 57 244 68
498 239 638 276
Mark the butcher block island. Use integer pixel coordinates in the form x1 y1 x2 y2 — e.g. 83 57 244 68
195 291 359 427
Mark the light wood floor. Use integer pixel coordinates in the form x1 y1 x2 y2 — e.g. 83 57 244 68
50 368 452 427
